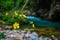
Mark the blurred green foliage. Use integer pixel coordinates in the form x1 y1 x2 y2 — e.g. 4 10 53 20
0 32 6 39
0 11 29 26
0 0 35 12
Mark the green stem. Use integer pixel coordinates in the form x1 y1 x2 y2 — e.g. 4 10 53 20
21 0 29 13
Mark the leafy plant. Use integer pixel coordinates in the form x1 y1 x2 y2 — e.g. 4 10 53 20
0 32 6 39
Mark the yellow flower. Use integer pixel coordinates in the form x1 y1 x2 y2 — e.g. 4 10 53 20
17 25 19 28
13 22 20 29
14 26 16 29
32 24 35 28
19 14 27 18
14 11 18 16
23 14 27 18
19 14 22 17
5 12 8 16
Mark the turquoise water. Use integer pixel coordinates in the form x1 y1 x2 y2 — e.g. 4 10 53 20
27 16 60 28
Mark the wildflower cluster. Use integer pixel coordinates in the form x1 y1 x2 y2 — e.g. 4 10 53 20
1 11 27 29
0 11 35 29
